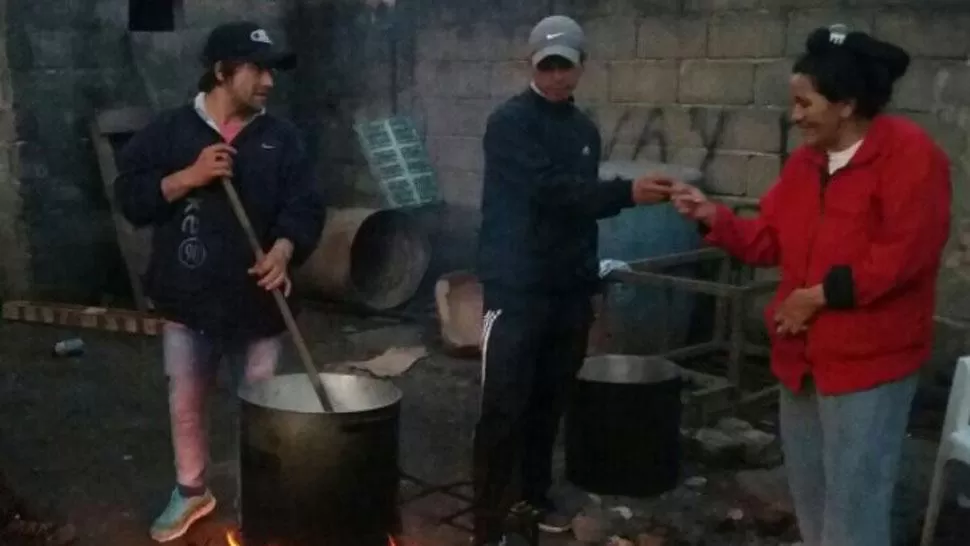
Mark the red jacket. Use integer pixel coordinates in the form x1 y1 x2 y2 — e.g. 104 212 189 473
706 115 952 395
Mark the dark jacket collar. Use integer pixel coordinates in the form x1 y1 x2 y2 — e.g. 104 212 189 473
524 86 576 114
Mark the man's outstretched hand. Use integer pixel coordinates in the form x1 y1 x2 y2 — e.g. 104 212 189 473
632 176 675 205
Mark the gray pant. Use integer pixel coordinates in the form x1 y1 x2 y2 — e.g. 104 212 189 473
780 374 918 546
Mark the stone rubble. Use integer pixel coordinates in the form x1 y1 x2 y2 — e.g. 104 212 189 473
554 418 801 546
0 472 75 546
606 536 635 546
572 512 608 543
687 417 782 468
635 532 666 546
734 467 794 514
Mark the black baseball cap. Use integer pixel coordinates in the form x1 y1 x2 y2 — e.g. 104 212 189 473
201 21 296 70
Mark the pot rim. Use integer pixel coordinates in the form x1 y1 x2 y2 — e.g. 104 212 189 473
238 372 403 414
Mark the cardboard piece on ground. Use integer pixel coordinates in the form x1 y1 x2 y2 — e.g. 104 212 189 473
349 346 428 377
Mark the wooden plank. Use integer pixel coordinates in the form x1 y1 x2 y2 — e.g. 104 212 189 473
90 107 155 311
94 107 154 136
2 300 161 336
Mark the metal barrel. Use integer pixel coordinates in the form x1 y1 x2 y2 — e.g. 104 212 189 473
295 207 431 310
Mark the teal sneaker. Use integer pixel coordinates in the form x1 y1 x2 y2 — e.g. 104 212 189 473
149 488 217 542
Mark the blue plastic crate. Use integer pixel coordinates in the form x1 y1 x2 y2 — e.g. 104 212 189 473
355 116 441 208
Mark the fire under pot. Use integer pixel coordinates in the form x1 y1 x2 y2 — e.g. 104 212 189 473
237 373 403 546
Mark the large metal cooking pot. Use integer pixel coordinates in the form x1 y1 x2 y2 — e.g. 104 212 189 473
565 355 684 497
238 373 402 546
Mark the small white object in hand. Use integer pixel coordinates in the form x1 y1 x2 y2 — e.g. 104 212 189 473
599 259 632 278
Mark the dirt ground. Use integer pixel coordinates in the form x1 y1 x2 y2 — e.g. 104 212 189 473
0 309 487 546
0 310 966 546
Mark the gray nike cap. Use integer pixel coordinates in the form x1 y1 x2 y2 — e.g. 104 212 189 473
528 15 586 67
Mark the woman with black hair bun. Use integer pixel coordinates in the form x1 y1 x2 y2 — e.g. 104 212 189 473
670 25 952 546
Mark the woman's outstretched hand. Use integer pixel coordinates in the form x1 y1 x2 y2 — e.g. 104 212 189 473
670 182 718 227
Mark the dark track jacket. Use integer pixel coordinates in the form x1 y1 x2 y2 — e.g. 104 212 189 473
477 88 634 297
115 103 324 340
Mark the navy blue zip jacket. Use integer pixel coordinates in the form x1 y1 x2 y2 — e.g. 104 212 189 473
115 103 325 340
476 88 634 296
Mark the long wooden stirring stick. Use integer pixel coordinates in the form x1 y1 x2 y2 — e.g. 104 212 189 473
220 177 335 412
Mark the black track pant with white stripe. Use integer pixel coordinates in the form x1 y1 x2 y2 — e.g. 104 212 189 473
472 286 592 544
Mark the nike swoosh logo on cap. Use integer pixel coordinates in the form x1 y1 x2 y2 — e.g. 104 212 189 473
546 32 564 40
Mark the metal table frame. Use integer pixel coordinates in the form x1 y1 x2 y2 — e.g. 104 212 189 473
604 208 781 419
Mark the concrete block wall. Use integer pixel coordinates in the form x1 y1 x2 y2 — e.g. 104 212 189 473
0 0 398 301
0 0 968 379
0 0 294 302
280 0 405 206
411 0 970 208
0 0 28 300
131 0 293 111
6 0 146 301
406 0 970 380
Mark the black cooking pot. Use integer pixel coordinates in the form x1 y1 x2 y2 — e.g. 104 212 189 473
565 355 684 497
238 373 402 546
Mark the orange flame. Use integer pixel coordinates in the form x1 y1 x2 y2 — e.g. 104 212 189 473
388 536 398 546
